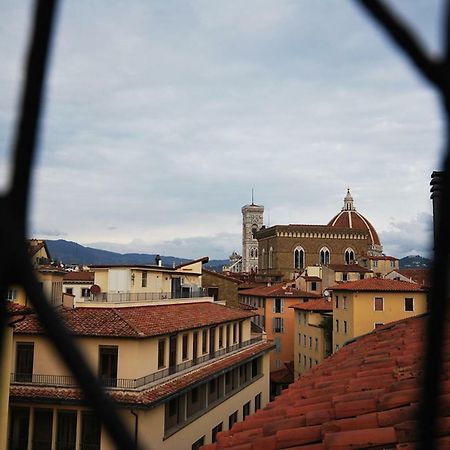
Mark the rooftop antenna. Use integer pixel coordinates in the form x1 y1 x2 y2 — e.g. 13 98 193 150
251 188 254 205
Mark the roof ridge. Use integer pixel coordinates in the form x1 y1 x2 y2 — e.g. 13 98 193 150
112 308 143 336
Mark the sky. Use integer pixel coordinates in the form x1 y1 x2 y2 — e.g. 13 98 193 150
0 0 444 260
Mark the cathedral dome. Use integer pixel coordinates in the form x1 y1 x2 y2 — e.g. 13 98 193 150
327 189 381 247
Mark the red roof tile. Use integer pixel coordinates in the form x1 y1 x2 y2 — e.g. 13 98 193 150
329 277 425 292
291 299 333 312
14 303 256 338
203 313 449 450
397 268 431 288
239 284 320 298
63 271 94 282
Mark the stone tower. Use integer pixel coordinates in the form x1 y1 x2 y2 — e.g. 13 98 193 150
241 200 264 273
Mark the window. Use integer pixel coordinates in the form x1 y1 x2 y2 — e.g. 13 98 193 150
202 330 208 353
142 271 147 287
158 339 165 368
229 411 238 429
374 297 384 311
343 296 348 309
315 337 318 350
335 296 339 309
9 407 30 450
303 334 306 347
255 393 262 411
335 319 339 333
311 281 317 291
342 273 348 281
6 288 17 301
81 288 90 298
261 248 265 269
81 412 101 450
303 355 307 366
390 260 396 268
275 337 282 353
309 358 312 368
218 326 223 348
243 401 251 419
33 409 53 450
182 334 189 360
373 260 378 268
272 317 284 333
192 436 205 450
15 342 34 382
208 287 219 301
375 322 384 329
212 423 223 443
335 344 340 351
233 323 238 343
251 225 258 239
65 287 73 295
294 247 305 269
251 358 259 378
57 411 77 450
345 248 355 264
298 333 302 344
268 247 273 269
273 298 284 313
320 247 330 265
405 297 414 311
344 320 348 334
99 346 118 387
309 336 312 348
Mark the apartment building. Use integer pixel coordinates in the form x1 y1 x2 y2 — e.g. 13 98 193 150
8 300 273 449
63 271 95 303
239 285 319 374
88 257 207 304
291 298 332 377
330 277 428 351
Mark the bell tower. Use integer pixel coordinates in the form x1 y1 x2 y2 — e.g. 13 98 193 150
241 193 264 273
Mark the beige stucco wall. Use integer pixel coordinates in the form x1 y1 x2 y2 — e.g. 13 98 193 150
333 290 427 349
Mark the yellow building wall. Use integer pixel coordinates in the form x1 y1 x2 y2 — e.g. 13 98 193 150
333 290 427 350
294 310 328 377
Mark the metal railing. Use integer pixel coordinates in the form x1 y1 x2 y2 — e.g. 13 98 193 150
89 289 208 303
11 335 264 390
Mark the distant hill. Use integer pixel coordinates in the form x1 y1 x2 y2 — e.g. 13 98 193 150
399 255 431 268
45 239 228 270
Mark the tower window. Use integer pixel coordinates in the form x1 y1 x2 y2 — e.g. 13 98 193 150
251 225 258 239
320 248 330 265
345 248 355 264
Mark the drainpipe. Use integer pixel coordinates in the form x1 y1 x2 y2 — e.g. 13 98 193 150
130 410 138 446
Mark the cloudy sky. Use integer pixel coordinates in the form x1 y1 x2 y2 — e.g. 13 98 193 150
0 1 444 259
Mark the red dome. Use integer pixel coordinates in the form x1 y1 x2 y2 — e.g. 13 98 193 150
327 189 381 247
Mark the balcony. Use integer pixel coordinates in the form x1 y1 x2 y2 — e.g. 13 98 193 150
10 335 264 391
87 288 209 304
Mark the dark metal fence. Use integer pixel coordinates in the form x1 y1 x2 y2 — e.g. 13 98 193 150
10 336 264 390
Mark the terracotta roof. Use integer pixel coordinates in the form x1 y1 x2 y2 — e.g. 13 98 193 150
291 298 333 312
238 302 258 311
203 269 242 284
14 303 256 338
63 271 94 282
328 264 372 273
329 277 425 292
367 255 398 261
239 284 320 299
327 210 381 246
175 256 209 269
397 268 431 288
302 276 322 282
6 302 33 315
204 313 448 449
10 340 274 408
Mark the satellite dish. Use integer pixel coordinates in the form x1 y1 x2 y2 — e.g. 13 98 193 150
90 284 101 295
323 290 330 297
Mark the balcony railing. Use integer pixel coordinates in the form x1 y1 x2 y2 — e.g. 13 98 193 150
10 335 264 390
88 289 209 303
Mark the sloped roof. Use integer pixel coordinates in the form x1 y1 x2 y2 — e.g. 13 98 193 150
329 277 425 292
203 313 448 449
63 271 94 282
328 264 372 273
240 284 320 299
291 299 333 312
14 303 256 338
397 268 431 288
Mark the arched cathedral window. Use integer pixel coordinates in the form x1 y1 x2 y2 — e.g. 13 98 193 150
268 247 273 269
345 248 355 264
250 248 254 258
320 247 330 265
294 246 305 269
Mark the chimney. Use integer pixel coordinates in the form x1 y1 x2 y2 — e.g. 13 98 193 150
155 254 162 267
430 171 444 249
